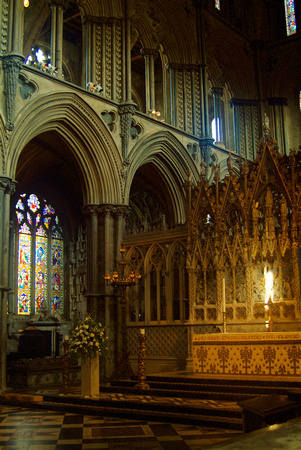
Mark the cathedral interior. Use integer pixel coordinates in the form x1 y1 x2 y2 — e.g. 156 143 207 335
0 0 301 396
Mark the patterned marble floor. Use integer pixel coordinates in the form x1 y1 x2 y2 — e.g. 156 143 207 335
0 404 241 449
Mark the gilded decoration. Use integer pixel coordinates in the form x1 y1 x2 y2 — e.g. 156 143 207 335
193 332 301 377
187 124 301 327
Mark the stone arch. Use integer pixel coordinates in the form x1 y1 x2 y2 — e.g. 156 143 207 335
125 131 198 225
131 0 198 64
206 28 257 99
6 92 123 205
166 240 187 270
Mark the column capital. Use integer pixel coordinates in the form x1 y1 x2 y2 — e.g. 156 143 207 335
210 87 223 98
0 177 16 194
140 48 159 58
267 97 288 107
166 62 200 73
83 204 100 216
113 205 131 217
230 98 258 107
46 0 69 11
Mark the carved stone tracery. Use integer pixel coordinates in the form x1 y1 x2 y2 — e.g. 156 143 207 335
188 130 301 325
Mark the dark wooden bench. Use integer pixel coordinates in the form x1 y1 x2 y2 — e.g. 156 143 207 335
238 394 301 433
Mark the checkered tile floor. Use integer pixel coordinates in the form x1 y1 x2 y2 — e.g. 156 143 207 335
0 404 241 449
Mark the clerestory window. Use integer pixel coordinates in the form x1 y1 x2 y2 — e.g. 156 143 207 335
285 0 297 36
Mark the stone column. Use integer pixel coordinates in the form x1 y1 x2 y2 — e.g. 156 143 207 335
166 63 201 135
210 87 224 144
119 103 136 160
268 97 288 155
141 48 159 114
5 0 25 53
83 18 97 86
0 177 16 392
46 0 69 75
193 0 210 137
2 53 25 130
230 98 259 159
84 205 100 316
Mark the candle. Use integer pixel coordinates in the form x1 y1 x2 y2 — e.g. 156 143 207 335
64 335 69 341
140 328 145 335
222 278 226 313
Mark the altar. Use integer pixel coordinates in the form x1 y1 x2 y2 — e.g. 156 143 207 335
193 332 301 378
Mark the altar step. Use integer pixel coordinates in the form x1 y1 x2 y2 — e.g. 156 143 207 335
104 374 301 402
40 392 243 430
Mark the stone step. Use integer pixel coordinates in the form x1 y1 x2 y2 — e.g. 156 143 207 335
100 384 257 402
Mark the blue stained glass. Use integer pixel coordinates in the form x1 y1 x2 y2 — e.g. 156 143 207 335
16 193 64 315
43 204 55 215
16 212 24 224
44 217 51 228
36 213 41 226
16 199 24 210
28 194 40 213
285 0 297 36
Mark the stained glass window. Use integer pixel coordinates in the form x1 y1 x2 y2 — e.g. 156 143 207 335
215 0 220 10
285 0 297 36
16 193 64 315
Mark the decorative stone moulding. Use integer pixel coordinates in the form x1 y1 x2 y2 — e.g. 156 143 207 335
101 110 117 132
19 71 39 99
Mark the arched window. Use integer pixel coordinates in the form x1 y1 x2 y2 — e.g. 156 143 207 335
170 242 188 321
15 193 64 315
285 0 297 36
146 246 166 322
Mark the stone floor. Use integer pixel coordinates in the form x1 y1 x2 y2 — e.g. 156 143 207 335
0 403 241 449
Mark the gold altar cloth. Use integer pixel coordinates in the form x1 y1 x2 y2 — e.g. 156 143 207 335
193 332 301 378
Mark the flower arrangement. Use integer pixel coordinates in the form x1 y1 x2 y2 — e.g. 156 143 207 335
69 315 108 360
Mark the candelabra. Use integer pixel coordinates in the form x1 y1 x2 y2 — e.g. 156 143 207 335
104 248 141 380
62 338 70 393
135 329 150 390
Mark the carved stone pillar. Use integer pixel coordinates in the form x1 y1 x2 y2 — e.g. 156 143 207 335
267 97 288 155
193 0 210 137
2 53 25 130
199 137 214 172
5 0 25 53
0 177 16 392
46 0 69 75
210 87 224 143
84 204 100 316
141 48 159 114
166 63 201 135
83 16 122 100
230 98 259 159
119 103 136 160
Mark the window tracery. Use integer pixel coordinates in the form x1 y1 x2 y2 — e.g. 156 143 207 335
15 193 64 315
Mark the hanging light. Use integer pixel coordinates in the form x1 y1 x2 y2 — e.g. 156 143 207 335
24 0 29 7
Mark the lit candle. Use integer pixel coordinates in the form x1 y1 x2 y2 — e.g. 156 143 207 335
222 278 226 313
140 328 145 335
64 335 69 341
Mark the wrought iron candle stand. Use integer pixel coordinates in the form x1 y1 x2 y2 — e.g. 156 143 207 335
135 330 150 390
104 248 141 380
62 338 70 392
